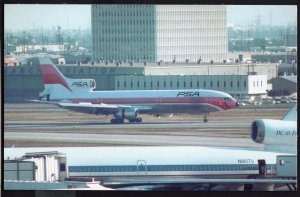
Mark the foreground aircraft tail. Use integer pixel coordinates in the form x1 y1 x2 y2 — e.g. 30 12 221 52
38 57 96 101
282 104 297 121
250 104 297 154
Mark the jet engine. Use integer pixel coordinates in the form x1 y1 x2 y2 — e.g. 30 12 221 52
115 108 138 120
251 119 297 146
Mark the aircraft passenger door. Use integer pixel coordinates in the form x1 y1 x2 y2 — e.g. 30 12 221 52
258 159 267 176
137 160 147 175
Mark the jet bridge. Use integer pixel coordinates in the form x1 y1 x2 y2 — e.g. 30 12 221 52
4 151 68 182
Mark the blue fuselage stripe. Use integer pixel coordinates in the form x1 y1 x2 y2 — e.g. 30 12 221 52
69 164 276 173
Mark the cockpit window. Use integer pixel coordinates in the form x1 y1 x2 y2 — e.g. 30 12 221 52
224 97 232 101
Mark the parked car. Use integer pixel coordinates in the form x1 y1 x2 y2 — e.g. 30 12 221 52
261 99 274 104
289 97 297 103
238 98 254 105
280 98 290 103
272 99 280 104
289 98 297 103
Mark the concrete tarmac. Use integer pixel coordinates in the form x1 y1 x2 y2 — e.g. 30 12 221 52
3 103 295 191
3 103 291 148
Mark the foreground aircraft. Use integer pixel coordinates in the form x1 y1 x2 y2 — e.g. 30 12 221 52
251 104 297 154
29 57 238 123
4 105 296 191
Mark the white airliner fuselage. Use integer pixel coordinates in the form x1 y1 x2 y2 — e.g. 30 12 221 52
4 146 284 186
34 57 239 123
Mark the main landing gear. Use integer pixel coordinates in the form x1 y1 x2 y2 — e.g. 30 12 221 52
110 117 142 124
129 117 142 123
203 113 209 123
110 118 124 124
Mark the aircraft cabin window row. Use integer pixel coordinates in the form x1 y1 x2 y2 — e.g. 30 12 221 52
69 164 269 173
117 80 250 89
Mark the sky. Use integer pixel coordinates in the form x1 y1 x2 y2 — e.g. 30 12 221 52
227 5 297 26
4 4 297 31
4 4 91 31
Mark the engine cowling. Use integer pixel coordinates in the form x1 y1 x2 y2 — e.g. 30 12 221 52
251 119 297 146
69 79 96 91
115 108 138 120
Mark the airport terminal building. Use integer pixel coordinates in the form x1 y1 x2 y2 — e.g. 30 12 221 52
4 59 274 102
115 74 268 98
91 5 228 62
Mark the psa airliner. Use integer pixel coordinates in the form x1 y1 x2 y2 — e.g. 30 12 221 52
4 105 297 190
30 57 238 123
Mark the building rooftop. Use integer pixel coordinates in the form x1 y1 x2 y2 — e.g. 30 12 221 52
279 75 297 83
67 61 277 68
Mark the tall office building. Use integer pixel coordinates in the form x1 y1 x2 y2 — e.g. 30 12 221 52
92 5 228 63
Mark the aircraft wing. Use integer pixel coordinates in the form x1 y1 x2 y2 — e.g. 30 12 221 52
59 103 156 115
58 102 127 114
26 99 145 115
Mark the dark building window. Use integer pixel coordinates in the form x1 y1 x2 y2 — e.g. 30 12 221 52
244 81 246 87
157 81 159 87
184 81 186 88
144 81 146 88
224 81 226 87
217 81 219 87
60 164 66 171
231 81 233 87
177 81 179 88
190 81 193 87
237 81 240 87
124 81 126 87
211 81 213 87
